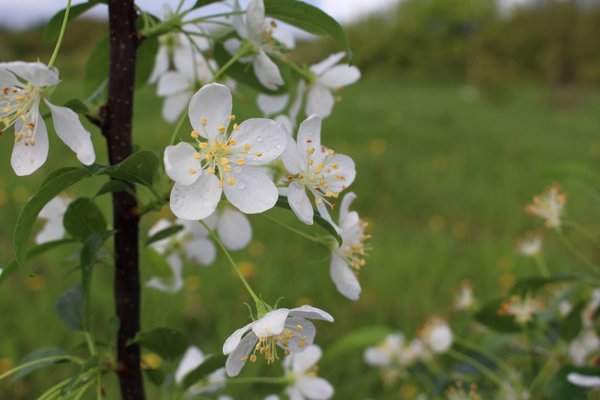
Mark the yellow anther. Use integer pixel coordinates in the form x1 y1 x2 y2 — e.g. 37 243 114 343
331 163 340 169
205 153 213 161
243 143 251 151
191 131 199 139
227 177 236 185
29 139 35 146
193 152 201 160
328 149 335 155
198 142 208 149
316 198 323 206
307 147 315 155
218 125 226 133
249 355 257 363
206 167 215 174
254 152 263 157
201 117 207 126
236 159 245 166
233 123 240 131
223 165 232 172
229 138 238 145
296 324 303 331
188 168 197 175
228 114 236 121
220 157 230 165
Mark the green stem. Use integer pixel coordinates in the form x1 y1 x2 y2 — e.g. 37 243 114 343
199 220 261 304
175 0 186 14
454 337 515 380
0 355 83 381
211 46 252 82
285 59 314 81
534 254 550 278
182 11 245 24
37 377 73 400
447 349 505 388
227 376 289 385
529 353 557 396
48 0 72 68
169 110 189 145
84 332 97 356
261 214 327 247
74 379 95 400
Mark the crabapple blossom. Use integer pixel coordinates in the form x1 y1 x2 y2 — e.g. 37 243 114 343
175 346 227 395
164 83 286 220
35 195 70 244
499 294 544 325
283 345 334 400
453 281 475 311
281 114 356 226
419 317 453 354
225 0 294 90
305 52 360 119
222 305 333 377
0 62 96 175
516 231 543 257
525 184 566 229
329 192 369 301
364 333 404 367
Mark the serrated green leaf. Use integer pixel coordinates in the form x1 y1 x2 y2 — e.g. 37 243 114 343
474 298 521 333
132 327 188 362
95 180 137 198
182 354 227 390
275 196 342 246
11 347 71 382
43 2 99 44
13 168 92 269
321 326 392 365
265 0 350 54
0 239 78 286
107 150 160 188
146 225 184 246
55 284 84 331
63 198 107 241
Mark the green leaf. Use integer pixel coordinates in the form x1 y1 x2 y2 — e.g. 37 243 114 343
146 225 184 246
321 326 392 365
95 180 137 198
43 2 99 44
60 356 100 395
182 354 228 390
474 298 521 333
145 368 166 386
12 347 71 382
136 37 159 88
84 37 109 95
0 239 78 286
63 198 107 241
13 168 92 269
511 274 577 295
132 327 188 362
545 365 596 400
63 98 90 114
275 196 343 246
55 284 85 331
193 0 221 8
107 150 160 188
560 300 585 342
140 248 173 278
265 0 350 54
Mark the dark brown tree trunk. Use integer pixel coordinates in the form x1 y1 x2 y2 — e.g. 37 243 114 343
103 1 145 398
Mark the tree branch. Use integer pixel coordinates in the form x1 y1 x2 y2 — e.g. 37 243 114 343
103 1 145 399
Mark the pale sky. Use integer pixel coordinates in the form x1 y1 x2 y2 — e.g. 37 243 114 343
0 0 531 31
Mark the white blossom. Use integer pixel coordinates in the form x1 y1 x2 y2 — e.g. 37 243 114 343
516 231 543 257
175 346 227 396
165 83 286 220
567 372 600 388
453 281 475 311
283 345 334 400
364 333 404 368
280 115 356 226
0 62 96 176
35 195 70 244
525 184 566 229
419 317 453 354
222 305 333 377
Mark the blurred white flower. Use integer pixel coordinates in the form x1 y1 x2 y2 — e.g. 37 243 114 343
0 62 96 176
305 52 360 119
364 333 404 368
225 0 294 90
35 195 70 244
516 231 543 258
453 281 475 311
569 289 600 366
525 184 566 229
567 372 600 388
175 346 226 396
165 83 286 220
222 305 333 377
203 206 253 251
419 317 453 354
283 345 334 400
280 115 356 226
330 192 369 301
499 294 544 325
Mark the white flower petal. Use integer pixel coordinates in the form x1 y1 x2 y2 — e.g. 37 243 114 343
175 346 206 384
0 68 20 88
282 317 316 354
251 308 290 338
217 208 252 251
45 101 96 165
285 387 305 400
246 0 266 43
287 182 313 225
225 332 258 377
162 92 192 123
296 114 322 157
231 118 286 164
146 254 184 293
232 0 248 39
173 45 200 80
567 373 600 388
39 196 69 219
189 83 232 140
289 80 306 125
271 23 295 49
183 237 217 266
164 142 201 186
330 253 361 301
257 93 289 116
324 153 356 192
223 167 278 214
291 344 321 373
281 135 304 174
223 322 254 355
289 305 334 322
157 71 190 97
170 173 223 220
339 192 357 221
35 219 65 244
148 45 169 84
309 52 346 76
296 376 334 400
275 115 293 136
253 49 284 91
306 84 335 119
319 65 361 89
224 37 243 57
0 61 59 87
364 347 392 367
11 113 49 176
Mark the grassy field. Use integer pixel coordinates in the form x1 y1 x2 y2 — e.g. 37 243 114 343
1 73 600 399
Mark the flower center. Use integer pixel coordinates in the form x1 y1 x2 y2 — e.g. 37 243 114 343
0 83 41 146
243 325 308 365
337 219 370 275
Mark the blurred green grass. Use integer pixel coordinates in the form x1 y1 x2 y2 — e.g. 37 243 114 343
1 74 600 399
